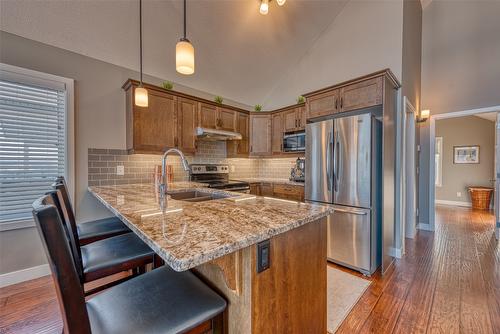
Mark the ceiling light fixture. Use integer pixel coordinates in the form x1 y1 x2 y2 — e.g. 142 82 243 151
260 0 269 15
176 0 195 75
260 0 286 15
135 0 148 107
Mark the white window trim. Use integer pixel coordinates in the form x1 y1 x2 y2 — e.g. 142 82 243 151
0 63 74 231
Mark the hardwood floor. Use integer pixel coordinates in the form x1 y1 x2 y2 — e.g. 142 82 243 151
335 205 499 334
0 205 498 333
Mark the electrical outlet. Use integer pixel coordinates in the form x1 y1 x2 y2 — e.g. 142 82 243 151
457 192 462 198
116 165 125 176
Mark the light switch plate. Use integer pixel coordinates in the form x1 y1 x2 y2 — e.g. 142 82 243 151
230 165 235 172
116 165 125 176
457 192 462 197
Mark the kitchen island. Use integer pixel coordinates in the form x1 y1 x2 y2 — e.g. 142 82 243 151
88 183 332 333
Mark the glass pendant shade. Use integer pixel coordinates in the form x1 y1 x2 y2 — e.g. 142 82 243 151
277 0 286 6
176 39 195 75
135 86 149 107
260 0 269 15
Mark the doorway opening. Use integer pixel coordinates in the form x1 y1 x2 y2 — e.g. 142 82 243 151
428 105 500 240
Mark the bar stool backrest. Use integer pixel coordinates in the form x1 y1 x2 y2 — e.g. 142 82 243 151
46 190 84 282
32 195 91 334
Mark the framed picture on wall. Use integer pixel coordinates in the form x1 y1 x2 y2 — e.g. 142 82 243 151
453 145 480 164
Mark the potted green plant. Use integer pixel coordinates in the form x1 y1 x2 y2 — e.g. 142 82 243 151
214 96 224 104
254 104 263 112
297 95 305 104
162 81 173 90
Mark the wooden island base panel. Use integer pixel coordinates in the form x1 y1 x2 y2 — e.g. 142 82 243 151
195 217 327 334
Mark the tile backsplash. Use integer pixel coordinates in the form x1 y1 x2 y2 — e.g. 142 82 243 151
88 142 300 187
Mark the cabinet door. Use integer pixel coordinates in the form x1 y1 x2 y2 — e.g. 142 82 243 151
228 112 249 157
250 114 272 156
177 97 198 154
340 77 383 112
199 103 217 129
297 106 306 130
133 89 176 152
272 113 283 154
249 184 261 196
237 113 249 155
260 183 273 196
218 108 237 131
306 89 339 120
283 108 298 132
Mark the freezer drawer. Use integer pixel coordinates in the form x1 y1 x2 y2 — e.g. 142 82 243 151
327 206 371 272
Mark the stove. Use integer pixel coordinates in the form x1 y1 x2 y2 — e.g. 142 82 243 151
189 164 250 192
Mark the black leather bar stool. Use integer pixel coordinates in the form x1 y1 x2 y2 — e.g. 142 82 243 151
47 190 155 294
32 195 227 334
53 177 130 245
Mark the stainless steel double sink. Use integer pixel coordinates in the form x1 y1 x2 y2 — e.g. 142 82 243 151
167 190 231 202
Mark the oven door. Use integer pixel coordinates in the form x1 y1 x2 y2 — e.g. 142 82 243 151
283 132 305 152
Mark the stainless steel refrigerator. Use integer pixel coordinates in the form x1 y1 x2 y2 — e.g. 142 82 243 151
305 113 382 275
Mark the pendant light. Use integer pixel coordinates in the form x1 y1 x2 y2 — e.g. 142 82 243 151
135 0 148 107
176 0 195 75
260 0 269 15
277 0 286 5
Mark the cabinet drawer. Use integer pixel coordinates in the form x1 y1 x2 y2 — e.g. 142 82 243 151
273 184 304 196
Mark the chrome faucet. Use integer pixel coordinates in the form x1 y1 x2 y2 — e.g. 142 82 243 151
159 148 190 195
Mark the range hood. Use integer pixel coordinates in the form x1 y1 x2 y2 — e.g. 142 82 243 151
195 127 242 141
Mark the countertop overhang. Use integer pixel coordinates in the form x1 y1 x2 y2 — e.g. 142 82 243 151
88 183 332 271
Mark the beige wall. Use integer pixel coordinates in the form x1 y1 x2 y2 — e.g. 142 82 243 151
418 0 500 222
435 116 495 203
263 0 404 109
0 31 251 274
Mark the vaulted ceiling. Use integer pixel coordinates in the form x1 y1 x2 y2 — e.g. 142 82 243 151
0 0 349 108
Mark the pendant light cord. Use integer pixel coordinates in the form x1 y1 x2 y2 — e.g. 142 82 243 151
139 0 143 85
183 0 187 40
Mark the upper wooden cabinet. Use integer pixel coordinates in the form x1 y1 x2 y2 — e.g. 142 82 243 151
125 86 177 154
177 97 198 154
218 108 237 131
250 114 272 157
306 89 339 119
198 104 236 132
199 103 217 129
305 75 385 120
227 112 249 157
282 105 306 132
340 77 383 113
272 113 283 154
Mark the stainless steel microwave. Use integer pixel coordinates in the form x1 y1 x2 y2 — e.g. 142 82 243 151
283 131 305 152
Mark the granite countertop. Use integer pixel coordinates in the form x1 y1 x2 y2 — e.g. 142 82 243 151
88 183 331 271
237 177 305 187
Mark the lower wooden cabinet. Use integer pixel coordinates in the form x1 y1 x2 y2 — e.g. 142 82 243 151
249 182 304 202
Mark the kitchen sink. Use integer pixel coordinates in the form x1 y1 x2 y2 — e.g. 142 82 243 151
167 190 231 202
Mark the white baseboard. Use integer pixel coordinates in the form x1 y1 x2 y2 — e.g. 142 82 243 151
0 264 50 288
417 223 434 231
435 199 493 209
435 199 471 207
389 247 403 258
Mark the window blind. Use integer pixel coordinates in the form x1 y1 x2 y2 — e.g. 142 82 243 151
0 79 66 223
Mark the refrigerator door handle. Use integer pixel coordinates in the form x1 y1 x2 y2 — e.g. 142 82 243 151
333 208 368 215
327 131 333 191
334 131 340 193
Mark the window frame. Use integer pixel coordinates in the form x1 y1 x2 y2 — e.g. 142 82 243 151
0 63 74 231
